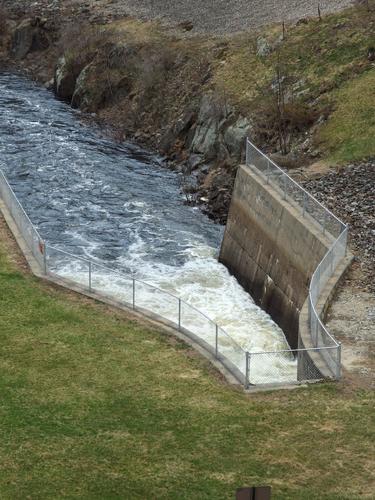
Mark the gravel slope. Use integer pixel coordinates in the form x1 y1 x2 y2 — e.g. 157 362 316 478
3 0 354 34
106 0 354 33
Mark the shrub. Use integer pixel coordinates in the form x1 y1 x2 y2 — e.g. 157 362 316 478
0 7 9 40
58 23 112 77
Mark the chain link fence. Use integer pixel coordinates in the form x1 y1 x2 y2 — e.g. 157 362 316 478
46 245 249 385
0 170 45 270
0 168 247 385
1 147 347 388
246 139 347 382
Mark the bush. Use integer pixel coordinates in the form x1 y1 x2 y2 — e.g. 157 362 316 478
0 7 9 40
58 23 112 77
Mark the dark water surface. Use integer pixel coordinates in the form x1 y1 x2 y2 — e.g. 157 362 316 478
0 72 294 381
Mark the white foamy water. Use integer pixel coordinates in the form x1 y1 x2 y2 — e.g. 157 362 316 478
0 73 297 384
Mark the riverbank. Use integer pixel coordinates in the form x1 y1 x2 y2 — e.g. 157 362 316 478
1 2 374 219
1 3 374 291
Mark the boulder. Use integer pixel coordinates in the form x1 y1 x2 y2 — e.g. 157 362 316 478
256 37 271 58
190 94 228 159
159 108 197 153
11 18 50 59
223 117 251 161
54 56 77 101
71 63 94 109
178 21 194 32
71 61 124 112
44 78 54 90
269 152 300 170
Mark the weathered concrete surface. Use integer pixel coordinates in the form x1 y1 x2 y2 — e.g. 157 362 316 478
298 254 352 380
220 165 334 349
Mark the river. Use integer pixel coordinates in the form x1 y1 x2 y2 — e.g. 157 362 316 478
0 72 296 383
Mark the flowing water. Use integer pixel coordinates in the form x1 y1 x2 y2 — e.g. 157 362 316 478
0 73 296 383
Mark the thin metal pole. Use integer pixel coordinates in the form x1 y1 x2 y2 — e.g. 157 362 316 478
323 212 327 235
132 279 135 310
245 352 250 389
303 192 307 217
43 242 47 275
178 299 182 331
215 324 218 358
336 343 342 380
266 159 270 184
283 175 287 200
344 226 349 257
88 261 92 291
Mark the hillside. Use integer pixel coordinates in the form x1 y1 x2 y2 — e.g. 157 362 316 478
1 0 354 34
1 1 374 276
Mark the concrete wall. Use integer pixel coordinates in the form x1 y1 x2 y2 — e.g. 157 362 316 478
219 165 333 349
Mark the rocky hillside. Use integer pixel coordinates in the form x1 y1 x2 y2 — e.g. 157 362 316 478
0 1 374 228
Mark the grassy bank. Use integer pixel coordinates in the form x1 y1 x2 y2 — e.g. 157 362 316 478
210 5 375 163
0 217 374 499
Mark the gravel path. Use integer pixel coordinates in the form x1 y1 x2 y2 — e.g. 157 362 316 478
3 0 354 34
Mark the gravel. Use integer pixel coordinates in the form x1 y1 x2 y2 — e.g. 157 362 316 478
3 0 354 34
302 160 375 293
113 0 354 34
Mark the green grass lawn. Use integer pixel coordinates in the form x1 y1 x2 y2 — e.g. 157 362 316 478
318 70 375 163
0 218 374 499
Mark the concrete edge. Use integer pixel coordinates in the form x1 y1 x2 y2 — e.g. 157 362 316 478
298 253 354 378
238 164 352 381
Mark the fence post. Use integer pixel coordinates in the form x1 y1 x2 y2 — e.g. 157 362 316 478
344 226 349 257
215 324 218 359
336 343 342 380
43 242 47 275
132 279 135 310
88 261 92 292
178 299 182 331
245 352 250 389
246 140 249 165
303 192 307 217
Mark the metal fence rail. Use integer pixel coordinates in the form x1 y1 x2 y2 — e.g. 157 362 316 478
0 144 346 388
0 170 45 270
0 167 248 386
246 139 347 381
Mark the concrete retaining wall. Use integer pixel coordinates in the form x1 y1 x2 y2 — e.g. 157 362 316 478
219 165 335 349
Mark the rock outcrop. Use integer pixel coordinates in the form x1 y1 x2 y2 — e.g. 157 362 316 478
11 17 50 59
54 56 77 101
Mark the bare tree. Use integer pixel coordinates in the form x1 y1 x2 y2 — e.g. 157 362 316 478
274 50 290 154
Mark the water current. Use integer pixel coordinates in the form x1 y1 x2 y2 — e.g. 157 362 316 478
0 73 296 383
